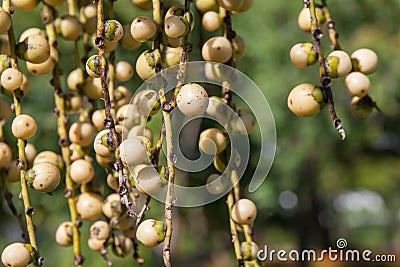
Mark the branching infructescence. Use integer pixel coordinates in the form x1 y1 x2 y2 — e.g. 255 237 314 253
288 0 379 139
42 4 84 266
3 0 41 265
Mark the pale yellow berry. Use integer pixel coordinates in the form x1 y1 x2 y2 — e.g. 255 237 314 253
202 11 221 32
76 192 103 221
0 142 12 168
0 7 11 35
1 68 23 91
30 162 61 192
55 221 73 247
326 50 352 78
176 83 209 117
130 16 157 42
12 114 38 139
231 198 257 225
115 61 134 82
136 219 166 247
1 242 31 267
70 159 95 184
202 36 233 63
345 72 371 97
351 48 378 74
287 83 324 117
199 128 227 155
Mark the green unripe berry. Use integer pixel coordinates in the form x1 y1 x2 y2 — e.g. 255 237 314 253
290 43 318 68
287 83 325 117
326 50 352 78
241 241 259 261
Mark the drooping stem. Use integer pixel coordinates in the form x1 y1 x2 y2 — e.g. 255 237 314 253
96 0 134 215
227 190 245 267
42 4 83 266
308 0 345 139
3 0 40 264
321 0 341 50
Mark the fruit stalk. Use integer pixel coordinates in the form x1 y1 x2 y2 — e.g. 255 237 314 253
3 0 41 264
308 0 345 139
43 4 83 265
96 0 134 215
321 0 341 50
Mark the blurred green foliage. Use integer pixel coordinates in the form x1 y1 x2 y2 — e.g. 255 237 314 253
1 0 399 266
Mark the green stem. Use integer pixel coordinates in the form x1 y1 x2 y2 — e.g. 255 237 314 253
43 4 83 265
321 0 341 50
308 0 345 139
3 0 40 264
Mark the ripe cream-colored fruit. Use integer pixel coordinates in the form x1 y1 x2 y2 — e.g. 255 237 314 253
133 164 162 195
33 150 63 169
12 0 39 11
31 162 61 192
4 160 20 183
287 83 324 117
120 24 142 50
135 89 159 116
164 46 183 67
90 220 110 240
94 129 115 158
195 0 218 12
326 50 352 78
297 7 326 32
241 241 259 261
1 68 23 91
127 125 153 144
202 11 221 32
43 0 66 6
67 68 84 91
119 137 148 167
130 16 157 42
290 43 318 68
199 128 227 155
345 72 371 97
136 50 156 81
18 27 43 42
1 242 31 267
24 143 37 164
88 237 105 251
69 122 96 147
0 7 11 35
76 192 103 221
231 198 257 225
232 34 246 60
351 48 378 74
12 114 38 139
232 108 256 135
59 15 83 40
202 36 233 63
70 159 95 184
115 61 134 82
0 142 12 168
176 83 209 116
84 77 103 100
102 193 121 218
16 34 50 64
206 174 226 194
116 104 136 129
55 221 73 247
217 0 244 11
164 15 187 39
136 219 166 247
26 56 54 75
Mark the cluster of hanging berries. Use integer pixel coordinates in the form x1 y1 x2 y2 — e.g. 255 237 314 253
287 1 380 138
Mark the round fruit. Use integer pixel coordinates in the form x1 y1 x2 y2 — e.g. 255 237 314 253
202 11 221 32
195 0 218 12
0 7 11 35
132 164 162 195
232 34 246 60
119 137 148 167
58 15 83 40
287 83 324 117
206 174 226 194
104 19 124 42
130 16 157 42
102 193 122 218
231 198 257 225
26 56 54 76
127 125 153 143
199 128 227 155
164 46 183 67
164 15 187 39
94 129 115 158
0 142 12 168
12 0 39 10
115 61 134 82
33 150 63 169
350 96 373 119
88 237 105 251
16 34 50 64
120 24 142 49
297 7 326 32
70 159 95 185
76 192 103 221
176 83 209 117
326 50 352 78
55 221 73 247
11 114 38 139
345 71 371 97
136 219 166 247
43 0 66 6
18 28 43 43
24 143 37 164
69 122 96 147
30 162 61 192
135 50 156 81
232 108 256 135
1 242 31 267
4 160 20 183
90 220 110 240
217 0 244 11
1 68 24 91
83 77 103 100
290 43 318 68
351 48 378 74
241 241 259 261
86 55 106 78
202 36 232 63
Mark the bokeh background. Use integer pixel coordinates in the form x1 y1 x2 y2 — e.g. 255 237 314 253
1 0 399 266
